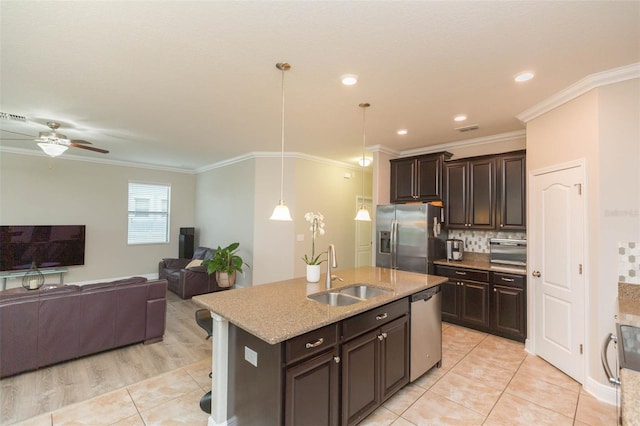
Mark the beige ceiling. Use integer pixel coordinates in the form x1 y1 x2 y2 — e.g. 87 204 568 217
1 1 638 171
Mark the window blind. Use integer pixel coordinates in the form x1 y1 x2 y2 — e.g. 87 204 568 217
128 182 170 244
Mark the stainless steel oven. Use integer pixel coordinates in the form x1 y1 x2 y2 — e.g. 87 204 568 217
489 238 527 266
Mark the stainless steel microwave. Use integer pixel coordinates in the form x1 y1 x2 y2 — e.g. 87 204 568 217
489 238 527 266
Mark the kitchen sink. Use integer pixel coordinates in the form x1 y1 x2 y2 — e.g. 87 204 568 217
307 292 362 306
337 284 391 300
308 284 392 306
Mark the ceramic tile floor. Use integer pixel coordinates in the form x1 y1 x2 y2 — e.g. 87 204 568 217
11 323 617 425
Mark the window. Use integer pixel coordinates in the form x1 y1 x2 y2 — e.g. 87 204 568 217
128 182 170 244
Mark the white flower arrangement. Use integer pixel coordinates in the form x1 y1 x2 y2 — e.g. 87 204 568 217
303 212 326 265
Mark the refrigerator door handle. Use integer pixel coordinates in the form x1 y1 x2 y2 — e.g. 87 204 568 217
601 333 621 385
390 219 397 269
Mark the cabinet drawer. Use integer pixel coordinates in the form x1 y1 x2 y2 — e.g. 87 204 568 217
285 323 338 365
435 265 489 283
342 298 409 341
491 272 525 289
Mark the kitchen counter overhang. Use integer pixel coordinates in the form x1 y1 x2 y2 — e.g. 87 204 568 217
193 266 447 344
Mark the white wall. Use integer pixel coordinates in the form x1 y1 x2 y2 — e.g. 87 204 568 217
526 78 640 393
0 152 195 286
195 159 255 287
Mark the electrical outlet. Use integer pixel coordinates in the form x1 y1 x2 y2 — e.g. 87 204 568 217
244 346 258 367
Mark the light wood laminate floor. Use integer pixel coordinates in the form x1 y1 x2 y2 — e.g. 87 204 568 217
2 295 617 425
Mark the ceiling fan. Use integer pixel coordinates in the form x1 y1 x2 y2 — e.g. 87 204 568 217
2 121 109 157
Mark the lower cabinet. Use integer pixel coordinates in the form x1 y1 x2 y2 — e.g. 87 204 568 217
436 264 526 342
285 348 340 426
341 315 409 426
491 272 526 342
437 266 490 329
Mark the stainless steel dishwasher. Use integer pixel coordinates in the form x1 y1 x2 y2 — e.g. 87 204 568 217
410 285 442 382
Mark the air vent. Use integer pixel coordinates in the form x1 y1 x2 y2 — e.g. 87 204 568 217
0 112 27 122
455 124 479 133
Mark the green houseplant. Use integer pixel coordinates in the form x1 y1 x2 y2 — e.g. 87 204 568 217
203 242 248 288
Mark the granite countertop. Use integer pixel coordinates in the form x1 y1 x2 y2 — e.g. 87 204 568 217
618 282 640 328
433 252 527 275
193 266 447 345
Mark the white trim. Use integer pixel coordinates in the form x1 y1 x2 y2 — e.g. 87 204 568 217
518 62 640 123
209 312 229 426
584 376 619 406
195 151 364 174
398 130 526 158
367 130 525 161
0 145 196 174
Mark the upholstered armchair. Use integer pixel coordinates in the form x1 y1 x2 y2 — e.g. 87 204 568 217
159 247 228 299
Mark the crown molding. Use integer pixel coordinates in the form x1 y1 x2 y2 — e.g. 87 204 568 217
195 151 363 174
396 130 526 158
517 62 640 123
368 144 401 157
0 146 195 174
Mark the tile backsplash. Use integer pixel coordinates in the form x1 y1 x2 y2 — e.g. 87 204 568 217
447 230 526 253
619 242 640 284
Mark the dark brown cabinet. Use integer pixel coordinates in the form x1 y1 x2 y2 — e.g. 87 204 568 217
491 272 526 342
435 264 527 342
341 299 409 426
285 348 340 426
444 157 496 229
435 265 490 328
284 323 340 426
496 151 526 230
390 152 452 203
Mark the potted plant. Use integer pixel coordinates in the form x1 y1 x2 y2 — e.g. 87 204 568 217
302 212 326 282
203 242 248 288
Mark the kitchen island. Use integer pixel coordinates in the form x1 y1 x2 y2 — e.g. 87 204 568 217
193 266 447 426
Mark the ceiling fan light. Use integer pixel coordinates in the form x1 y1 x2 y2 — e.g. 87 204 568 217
354 206 371 222
37 142 68 157
270 201 292 221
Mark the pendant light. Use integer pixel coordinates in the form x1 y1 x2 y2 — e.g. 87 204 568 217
270 62 293 221
355 102 372 222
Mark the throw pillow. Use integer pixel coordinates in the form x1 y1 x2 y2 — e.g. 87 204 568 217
186 259 203 269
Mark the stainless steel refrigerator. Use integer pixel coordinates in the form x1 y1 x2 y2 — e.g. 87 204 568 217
376 203 447 274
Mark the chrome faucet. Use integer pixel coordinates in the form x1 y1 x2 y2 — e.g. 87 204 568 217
325 244 343 289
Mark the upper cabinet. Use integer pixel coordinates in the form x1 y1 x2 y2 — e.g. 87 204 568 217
444 157 496 229
443 150 526 231
496 151 526 230
390 152 452 203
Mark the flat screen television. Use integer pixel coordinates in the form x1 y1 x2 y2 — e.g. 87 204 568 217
0 225 86 271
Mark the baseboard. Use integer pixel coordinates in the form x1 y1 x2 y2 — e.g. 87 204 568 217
583 376 620 406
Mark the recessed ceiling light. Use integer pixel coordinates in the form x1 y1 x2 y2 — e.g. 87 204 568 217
397 129 408 135
515 72 534 82
358 158 372 167
341 74 358 86
454 115 467 122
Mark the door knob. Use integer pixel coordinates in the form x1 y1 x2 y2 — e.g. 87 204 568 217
532 270 541 278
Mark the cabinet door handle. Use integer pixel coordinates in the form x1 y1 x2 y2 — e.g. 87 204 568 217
377 332 388 341
493 288 497 292
455 271 467 275
532 270 541 278
376 313 388 321
305 337 324 349
501 277 515 282
333 356 341 364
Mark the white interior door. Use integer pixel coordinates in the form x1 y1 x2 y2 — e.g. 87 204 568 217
530 164 585 383
355 197 372 267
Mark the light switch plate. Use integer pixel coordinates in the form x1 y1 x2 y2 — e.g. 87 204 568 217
244 346 258 367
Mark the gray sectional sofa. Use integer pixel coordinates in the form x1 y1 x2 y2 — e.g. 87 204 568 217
0 277 167 378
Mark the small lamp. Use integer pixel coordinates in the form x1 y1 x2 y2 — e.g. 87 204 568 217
270 62 293 221
355 103 372 222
